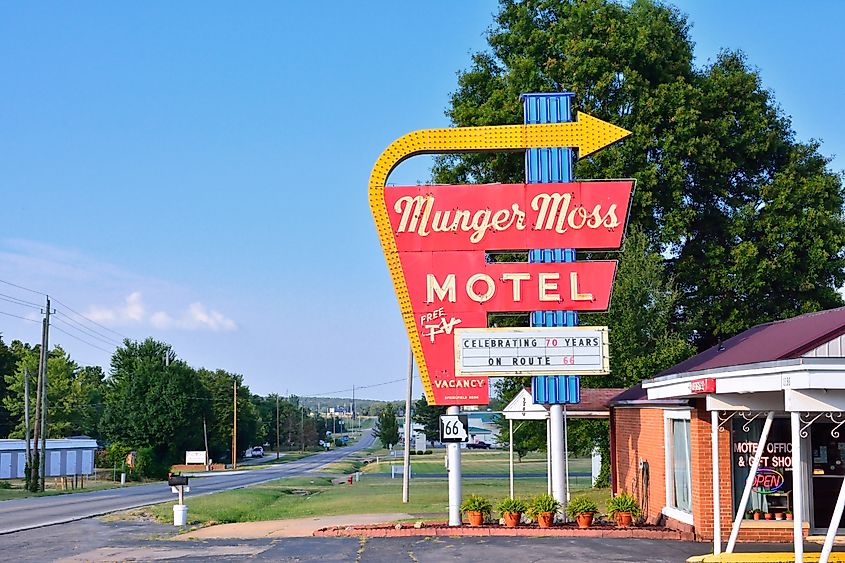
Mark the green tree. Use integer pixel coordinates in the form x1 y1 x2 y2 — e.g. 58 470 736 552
434 0 845 351
412 394 446 440
584 226 695 388
373 404 399 449
101 338 205 466
4 345 103 439
0 336 24 438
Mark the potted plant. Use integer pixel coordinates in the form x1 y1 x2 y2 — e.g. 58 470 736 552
497 497 528 528
753 509 762 520
566 495 599 529
460 494 492 527
528 493 561 528
786 511 794 521
745 510 754 520
607 492 641 528
764 512 773 520
775 512 784 521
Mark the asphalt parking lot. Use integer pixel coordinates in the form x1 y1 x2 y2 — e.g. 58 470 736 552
0 516 711 562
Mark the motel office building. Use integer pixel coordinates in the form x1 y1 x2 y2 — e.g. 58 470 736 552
610 307 845 545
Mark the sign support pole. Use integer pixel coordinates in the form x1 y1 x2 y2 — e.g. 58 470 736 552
402 347 413 503
447 405 462 526
524 92 575 509
546 418 552 495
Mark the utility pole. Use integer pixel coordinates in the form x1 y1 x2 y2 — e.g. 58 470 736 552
39 296 51 492
276 395 280 460
24 367 30 484
203 416 210 471
31 329 43 491
232 380 237 470
300 408 304 452
352 384 356 435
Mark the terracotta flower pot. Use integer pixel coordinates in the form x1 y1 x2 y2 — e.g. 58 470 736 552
575 512 594 529
786 514 794 521
466 511 484 527
775 513 784 521
753 513 761 520
537 512 555 529
764 513 773 520
503 512 522 528
615 512 633 527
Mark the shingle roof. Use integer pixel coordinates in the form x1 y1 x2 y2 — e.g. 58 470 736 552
657 306 845 378
569 387 627 411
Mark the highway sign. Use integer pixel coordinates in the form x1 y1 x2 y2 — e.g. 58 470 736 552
439 415 469 443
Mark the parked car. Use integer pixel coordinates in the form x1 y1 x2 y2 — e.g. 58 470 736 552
252 446 264 457
466 441 492 449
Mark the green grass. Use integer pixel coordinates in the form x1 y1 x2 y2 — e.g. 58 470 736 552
0 477 146 501
362 450 591 477
143 474 610 526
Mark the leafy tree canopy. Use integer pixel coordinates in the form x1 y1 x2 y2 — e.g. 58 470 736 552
434 0 845 351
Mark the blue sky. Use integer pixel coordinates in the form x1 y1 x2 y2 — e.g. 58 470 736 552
0 1 842 401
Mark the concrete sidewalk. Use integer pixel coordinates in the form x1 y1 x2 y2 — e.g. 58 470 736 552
175 513 416 539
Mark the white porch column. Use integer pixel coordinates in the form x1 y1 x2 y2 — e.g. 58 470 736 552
791 411 804 563
727 411 775 553
711 410 722 555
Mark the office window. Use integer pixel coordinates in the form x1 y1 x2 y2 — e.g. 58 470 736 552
665 410 693 520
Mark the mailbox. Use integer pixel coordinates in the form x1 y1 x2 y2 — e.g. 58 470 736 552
168 474 189 487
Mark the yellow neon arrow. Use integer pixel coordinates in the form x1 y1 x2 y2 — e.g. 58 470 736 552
368 112 630 405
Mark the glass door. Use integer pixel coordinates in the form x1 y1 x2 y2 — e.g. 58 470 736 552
811 423 845 530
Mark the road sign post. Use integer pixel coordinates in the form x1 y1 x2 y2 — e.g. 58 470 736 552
442 408 465 526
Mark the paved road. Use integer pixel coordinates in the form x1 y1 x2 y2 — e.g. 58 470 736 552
0 430 375 535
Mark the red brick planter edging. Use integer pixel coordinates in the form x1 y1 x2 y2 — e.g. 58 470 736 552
313 521 695 541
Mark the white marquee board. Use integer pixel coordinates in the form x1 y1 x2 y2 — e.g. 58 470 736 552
455 326 609 377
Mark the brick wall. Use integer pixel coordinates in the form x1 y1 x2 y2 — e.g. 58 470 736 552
613 401 807 543
689 401 732 541
612 406 667 525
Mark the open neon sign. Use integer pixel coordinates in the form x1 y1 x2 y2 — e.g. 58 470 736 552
752 468 785 495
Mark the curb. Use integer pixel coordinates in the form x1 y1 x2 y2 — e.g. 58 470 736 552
686 554 845 563
313 521 695 541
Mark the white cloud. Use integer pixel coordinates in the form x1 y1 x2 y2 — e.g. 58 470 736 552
86 292 237 332
0 239 239 334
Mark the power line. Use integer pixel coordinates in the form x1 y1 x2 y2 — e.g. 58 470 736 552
51 324 113 354
0 292 41 309
52 312 122 346
51 297 130 340
0 277 45 296
0 310 40 323
52 315 121 348
314 377 405 397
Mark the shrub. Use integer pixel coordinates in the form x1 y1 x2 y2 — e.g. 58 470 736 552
606 492 641 518
565 495 598 518
0 481 11 490
496 497 528 515
460 494 493 516
527 493 560 517
135 447 170 480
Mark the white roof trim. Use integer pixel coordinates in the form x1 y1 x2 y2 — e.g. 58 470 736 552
643 359 845 401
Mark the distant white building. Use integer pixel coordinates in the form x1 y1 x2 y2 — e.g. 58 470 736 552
0 437 97 479
466 412 501 446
